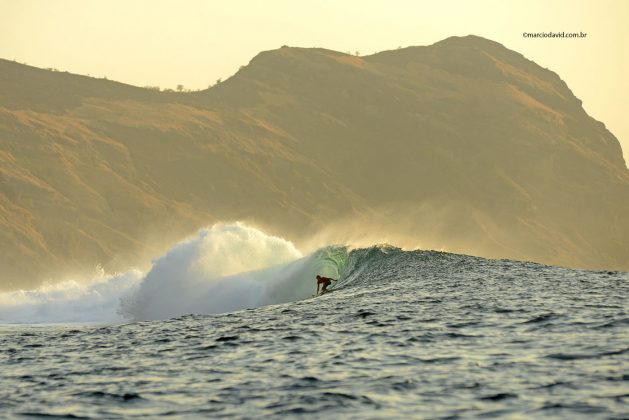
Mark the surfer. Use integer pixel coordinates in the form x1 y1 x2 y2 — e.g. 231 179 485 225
316 275 337 295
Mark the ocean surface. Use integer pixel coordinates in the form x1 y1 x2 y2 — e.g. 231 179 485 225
1 224 628 418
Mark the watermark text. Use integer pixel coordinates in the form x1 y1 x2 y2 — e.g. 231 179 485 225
523 31 587 38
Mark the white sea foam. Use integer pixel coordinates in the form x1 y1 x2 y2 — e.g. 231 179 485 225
0 223 317 324
0 269 143 324
121 222 309 321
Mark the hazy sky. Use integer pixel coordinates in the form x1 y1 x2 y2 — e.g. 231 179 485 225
2 0 628 162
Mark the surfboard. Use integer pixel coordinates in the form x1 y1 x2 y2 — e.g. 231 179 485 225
312 289 335 298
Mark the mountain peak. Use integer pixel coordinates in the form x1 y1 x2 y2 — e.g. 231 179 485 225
434 34 506 48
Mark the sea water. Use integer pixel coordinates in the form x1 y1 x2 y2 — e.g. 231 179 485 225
1 224 627 417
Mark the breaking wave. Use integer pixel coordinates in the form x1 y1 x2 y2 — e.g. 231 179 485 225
0 223 347 324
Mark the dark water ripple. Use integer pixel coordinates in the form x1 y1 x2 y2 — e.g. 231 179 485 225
1 249 628 418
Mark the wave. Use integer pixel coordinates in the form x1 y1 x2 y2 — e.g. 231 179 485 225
0 223 348 324
4 223 615 325
0 269 143 324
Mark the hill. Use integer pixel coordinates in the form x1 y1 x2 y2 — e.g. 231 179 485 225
1 35 628 289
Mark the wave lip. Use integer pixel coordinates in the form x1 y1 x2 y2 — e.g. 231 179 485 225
121 223 308 321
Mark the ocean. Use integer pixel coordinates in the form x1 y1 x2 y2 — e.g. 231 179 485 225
1 224 627 418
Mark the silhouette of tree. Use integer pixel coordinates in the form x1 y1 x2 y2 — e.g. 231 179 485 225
176 84 184 92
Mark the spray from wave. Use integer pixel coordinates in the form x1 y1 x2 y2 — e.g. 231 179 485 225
0 223 347 324
0 269 143 324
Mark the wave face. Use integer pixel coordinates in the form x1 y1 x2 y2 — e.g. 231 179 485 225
0 223 347 323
